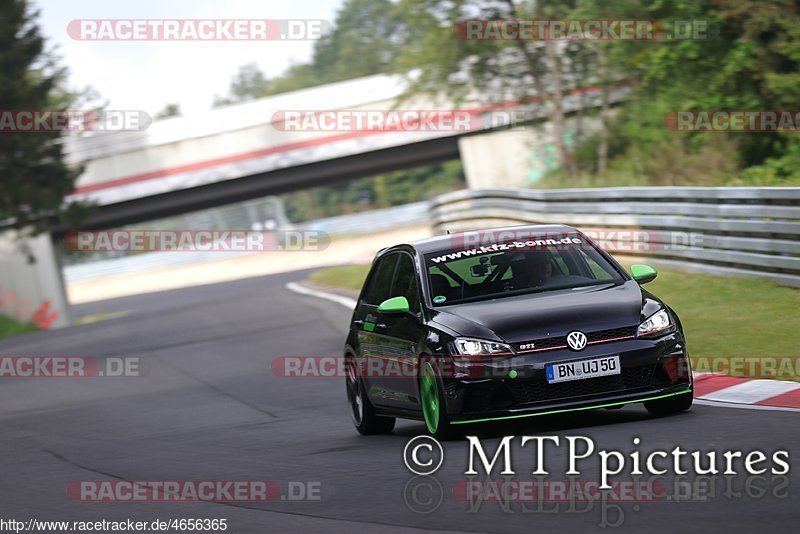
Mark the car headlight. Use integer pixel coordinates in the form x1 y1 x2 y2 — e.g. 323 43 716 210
637 309 672 337
454 337 513 356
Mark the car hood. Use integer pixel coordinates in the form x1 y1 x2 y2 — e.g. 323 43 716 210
429 280 646 343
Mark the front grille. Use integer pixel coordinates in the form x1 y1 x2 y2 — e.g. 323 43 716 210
505 364 656 405
514 326 637 353
586 326 638 343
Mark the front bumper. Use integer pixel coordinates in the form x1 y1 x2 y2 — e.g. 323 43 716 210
442 331 692 424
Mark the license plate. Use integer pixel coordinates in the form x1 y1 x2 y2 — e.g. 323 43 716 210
546 355 621 384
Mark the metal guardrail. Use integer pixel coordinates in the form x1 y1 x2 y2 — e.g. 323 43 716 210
430 187 800 288
297 201 429 236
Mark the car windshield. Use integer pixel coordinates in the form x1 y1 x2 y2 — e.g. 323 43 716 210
424 234 624 305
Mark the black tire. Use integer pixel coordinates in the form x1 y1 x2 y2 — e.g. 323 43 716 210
418 356 460 441
346 355 395 435
644 390 693 416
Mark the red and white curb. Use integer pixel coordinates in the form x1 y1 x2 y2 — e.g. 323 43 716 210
692 373 800 412
287 281 800 413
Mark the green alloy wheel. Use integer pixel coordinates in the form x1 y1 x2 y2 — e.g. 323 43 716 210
419 356 457 440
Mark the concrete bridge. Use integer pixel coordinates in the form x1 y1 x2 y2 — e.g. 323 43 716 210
63 73 623 230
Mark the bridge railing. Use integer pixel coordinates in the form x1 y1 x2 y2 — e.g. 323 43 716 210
429 187 800 287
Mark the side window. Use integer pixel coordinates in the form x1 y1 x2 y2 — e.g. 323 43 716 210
391 253 420 311
363 254 398 305
550 250 569 275
578 250 616 280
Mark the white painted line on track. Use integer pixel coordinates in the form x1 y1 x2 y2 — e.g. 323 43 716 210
286 282 356 310
700 379 800 404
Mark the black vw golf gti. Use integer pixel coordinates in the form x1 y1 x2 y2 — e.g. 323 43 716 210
344 225 693 438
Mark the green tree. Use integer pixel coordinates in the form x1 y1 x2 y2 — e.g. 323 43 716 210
214 0 409 105
602 0 800 184
312 0 407 82
154 102 181 120
0 0 84 232
395 0 590 176
281 161 465 222
213 62 271 106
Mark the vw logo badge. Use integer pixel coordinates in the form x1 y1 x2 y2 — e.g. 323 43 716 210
567 331 587 351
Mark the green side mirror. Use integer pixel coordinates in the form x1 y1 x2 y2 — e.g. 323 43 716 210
377 296 410 314
631 264 658 284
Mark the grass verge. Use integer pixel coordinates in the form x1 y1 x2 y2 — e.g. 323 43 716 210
631 265 799 359
0 314 39 340
308 264 370 293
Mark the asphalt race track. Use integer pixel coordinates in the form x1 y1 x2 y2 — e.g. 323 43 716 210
1 270 797 533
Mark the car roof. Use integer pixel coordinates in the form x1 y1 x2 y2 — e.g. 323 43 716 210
393 224 581 255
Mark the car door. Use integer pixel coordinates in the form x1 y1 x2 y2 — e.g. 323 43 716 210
371 251 426 410
353 253 398 406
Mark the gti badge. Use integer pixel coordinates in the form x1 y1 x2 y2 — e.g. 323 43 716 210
567 331 587 351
